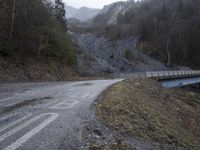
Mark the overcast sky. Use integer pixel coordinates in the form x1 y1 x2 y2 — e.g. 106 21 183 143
64 0 127 9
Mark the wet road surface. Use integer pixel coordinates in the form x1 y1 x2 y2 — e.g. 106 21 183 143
0 80 121 150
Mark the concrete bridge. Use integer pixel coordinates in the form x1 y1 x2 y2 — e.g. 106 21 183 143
145 70 200 79
145 70 200 88
120 70 200 88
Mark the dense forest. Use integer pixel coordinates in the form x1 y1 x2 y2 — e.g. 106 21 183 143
92 0 200 68
0 0 76 65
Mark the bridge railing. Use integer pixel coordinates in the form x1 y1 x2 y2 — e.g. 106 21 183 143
146 70 200 79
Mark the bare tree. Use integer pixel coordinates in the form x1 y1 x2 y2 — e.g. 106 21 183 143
9 0 16 39
166 37 171 66
3 0 6 8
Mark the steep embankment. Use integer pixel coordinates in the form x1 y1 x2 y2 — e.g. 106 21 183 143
0 57 77 82
0 0 77 82
72 32 168 76
92 79 200 149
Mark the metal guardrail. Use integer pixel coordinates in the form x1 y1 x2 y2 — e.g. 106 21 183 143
145 70 200 79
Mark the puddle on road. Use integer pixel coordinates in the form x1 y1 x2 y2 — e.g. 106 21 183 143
29 97 53 106
0 97 53 115
73 82 93 87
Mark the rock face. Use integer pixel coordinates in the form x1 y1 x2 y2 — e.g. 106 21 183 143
66 6 100 22
72 33 168 76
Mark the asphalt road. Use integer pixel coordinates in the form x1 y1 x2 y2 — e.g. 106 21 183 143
0 80 121 150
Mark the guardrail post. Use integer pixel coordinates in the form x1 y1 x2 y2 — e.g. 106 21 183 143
198 83 200 94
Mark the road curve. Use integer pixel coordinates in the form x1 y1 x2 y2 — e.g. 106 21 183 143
0 79 121 150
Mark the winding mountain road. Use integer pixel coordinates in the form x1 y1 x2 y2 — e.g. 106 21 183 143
0 80 121 150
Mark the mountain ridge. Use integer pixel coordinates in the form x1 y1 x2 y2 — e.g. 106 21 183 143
65 5 100 22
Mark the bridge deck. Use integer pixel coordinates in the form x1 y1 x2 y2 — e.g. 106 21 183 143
146 70 200 79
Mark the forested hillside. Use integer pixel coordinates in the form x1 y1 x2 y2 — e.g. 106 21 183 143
0 0 76 64
0 0 77 82
92 0 200 68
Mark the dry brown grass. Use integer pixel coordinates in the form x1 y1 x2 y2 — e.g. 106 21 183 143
96 79 200 149
89 141 134 150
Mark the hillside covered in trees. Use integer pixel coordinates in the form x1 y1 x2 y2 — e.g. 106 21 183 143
0 0 76 64
92 0 200 68
0 0 77 82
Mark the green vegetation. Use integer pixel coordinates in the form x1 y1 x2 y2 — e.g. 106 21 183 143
96 79 200 149
0 0 76 65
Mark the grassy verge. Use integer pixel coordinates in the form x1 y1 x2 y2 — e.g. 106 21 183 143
89 142 134 150
96 79 200 149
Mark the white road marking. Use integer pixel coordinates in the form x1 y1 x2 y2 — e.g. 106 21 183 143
4 113 59 150
81 93 90 98
49 99 78 109
0 113 58 143
0 114 32 133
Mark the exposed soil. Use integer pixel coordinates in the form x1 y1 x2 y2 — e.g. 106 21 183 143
94 79 200 149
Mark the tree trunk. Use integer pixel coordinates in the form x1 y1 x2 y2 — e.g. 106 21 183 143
37 43 42 57
166 38 171 66
3 0 6 8
9 0 16 39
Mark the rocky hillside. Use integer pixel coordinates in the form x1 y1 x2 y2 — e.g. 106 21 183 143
93 1 135 25
92 0 200 68
65 6 100 22
71 32 168 76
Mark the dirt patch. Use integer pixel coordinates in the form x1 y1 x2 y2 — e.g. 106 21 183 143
95 79 200 149
73 82 94 87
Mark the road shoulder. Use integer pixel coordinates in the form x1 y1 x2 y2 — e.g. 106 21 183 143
84 79 200 150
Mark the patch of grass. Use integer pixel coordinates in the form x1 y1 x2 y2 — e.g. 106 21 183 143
96 79 200 149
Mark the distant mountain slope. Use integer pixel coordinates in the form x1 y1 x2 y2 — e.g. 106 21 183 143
93 1 135 25
92 0 200 68
65 6 100 22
